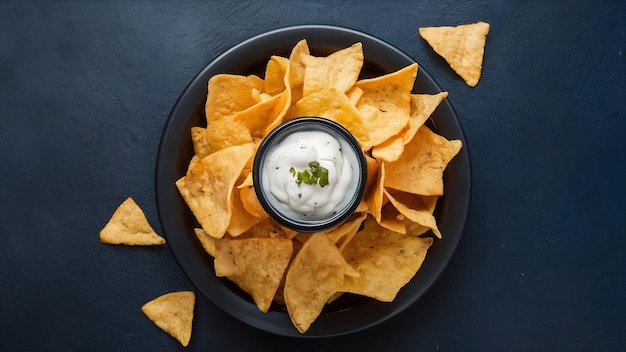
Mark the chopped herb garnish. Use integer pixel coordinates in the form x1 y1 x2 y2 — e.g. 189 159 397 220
289 161 330 188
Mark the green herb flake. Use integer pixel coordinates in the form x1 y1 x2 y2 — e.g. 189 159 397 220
289 161 330 188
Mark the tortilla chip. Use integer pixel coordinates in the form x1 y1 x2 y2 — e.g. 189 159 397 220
227 185 266 237
384 188 441 239
284 233 358 333
379 203 407 234
285 39 310 103
100 197 165 245
205 74 265 122
190 127 211 158
265 55 289 95
233 90 290 139
287 88 372 150
215 238 293 313
419 22 490 87
341 217 433 301
372 92 448 162
141 291 195 347
384 125 462 196
301 43 364 96
364 159 385 223
239 186 267 219
176 143 254 238
194 228 216 257
355 63 418 147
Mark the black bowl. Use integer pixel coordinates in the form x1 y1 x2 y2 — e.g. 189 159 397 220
253 117 368 233
155 24 471 337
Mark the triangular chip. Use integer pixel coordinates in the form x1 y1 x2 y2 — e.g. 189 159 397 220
355 63 418 147
372 92 448 162
301 42 364 96
264 55 289 95
340 217 433 302
364 159 385 223
190 127 210 158
205 74 265 122
176 143 254 238
419 22 490 87
141 291 195 347
99 197 165 245
384 125 462 196
286 88 372 149
194 228 216 257
384 188 441 239
284 233 358 333
215 238 293 313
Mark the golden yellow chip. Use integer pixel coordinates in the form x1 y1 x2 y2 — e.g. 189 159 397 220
372 92 448 162
204 115 253 155
364 159 385 223
340 217 433 301
355 63 418 146
265 55 289 95
379 203 407 234
141 291 195 347
239 186 267 219
287 88 372 150
194 228 216 257
384 188 441 239
227 185 266 237
284 233 358 333
384 125 462 196
205 74 265 122
419 22 490 87
233 90 290 139
301 43 363 96
285 39 310 103
100 197 165 246
190 127 210 158
322 212 367 247
215 238 293 313
235 218 282 239
176 143 254 238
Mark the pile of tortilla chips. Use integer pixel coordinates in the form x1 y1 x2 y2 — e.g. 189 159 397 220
175 39 462 334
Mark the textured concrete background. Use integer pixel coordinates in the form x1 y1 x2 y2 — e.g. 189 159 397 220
1 1 625 351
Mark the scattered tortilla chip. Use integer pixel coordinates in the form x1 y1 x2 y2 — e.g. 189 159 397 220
176 143 254 238
141 291 195 347
384 125 462 196
215 238 293 313
100 197 165 245
419 22 490 87
341 217 433 301
372 92 448 162
302 43 364 96
284 233 358 333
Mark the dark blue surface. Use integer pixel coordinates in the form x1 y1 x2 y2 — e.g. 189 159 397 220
1 1 624 351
